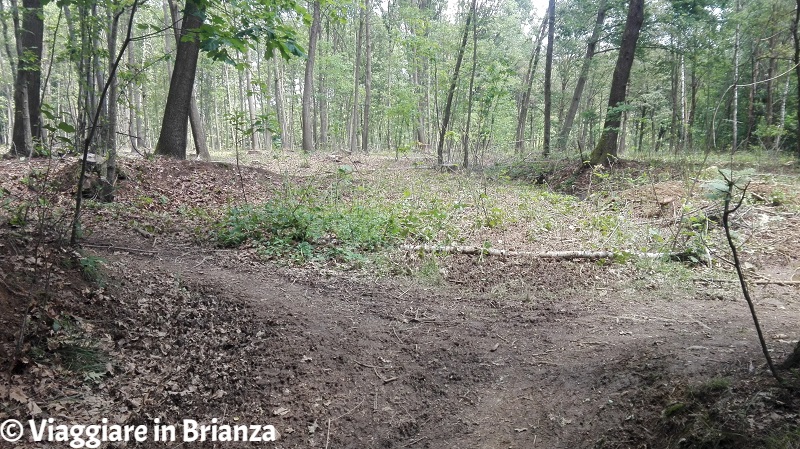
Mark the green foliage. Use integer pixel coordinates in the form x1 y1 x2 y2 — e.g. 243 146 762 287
79 254 106 286
216 196 402 263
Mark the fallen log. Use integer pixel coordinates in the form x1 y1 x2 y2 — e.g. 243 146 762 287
400 244 685 261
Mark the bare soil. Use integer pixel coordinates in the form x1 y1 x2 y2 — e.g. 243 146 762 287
1 156 798 448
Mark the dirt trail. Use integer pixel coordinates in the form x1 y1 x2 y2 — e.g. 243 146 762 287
96 242 798 448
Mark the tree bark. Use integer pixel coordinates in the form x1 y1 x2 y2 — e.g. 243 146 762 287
542 0 555 157
733 0 741 153
155 0 204 159
436 0 474 166
348 5 364 154
794 0 800 158
11 0 43 157
361 0 372 154
272 51 290 150
557 0 607 152
302 0 321 153
588 0 644 166
462 3 477 168
168 0 209 160
514 13 548 154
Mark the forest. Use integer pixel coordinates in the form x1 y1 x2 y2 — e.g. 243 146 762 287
0 0 800 447
0 0 797 166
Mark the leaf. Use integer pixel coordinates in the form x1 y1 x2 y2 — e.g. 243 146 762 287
57 122 76 133
307 420 319 434
9 387 28 403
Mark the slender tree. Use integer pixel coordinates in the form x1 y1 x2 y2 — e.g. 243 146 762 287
793 0 800 157
361 0 372 154
588 0 644 165
542 0 555 157
302 0 321 153
514 12 548 154
436 0 475 166
557 0 607 152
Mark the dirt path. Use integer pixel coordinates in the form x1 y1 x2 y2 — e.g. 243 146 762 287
94 242 798 448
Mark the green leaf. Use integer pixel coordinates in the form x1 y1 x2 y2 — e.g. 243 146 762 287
57 122 76 133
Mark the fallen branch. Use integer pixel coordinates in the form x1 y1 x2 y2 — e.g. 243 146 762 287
695 278 800 286
400 244 681 260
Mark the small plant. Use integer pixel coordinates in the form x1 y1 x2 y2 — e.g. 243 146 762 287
417 255 444 286
79 254 105 286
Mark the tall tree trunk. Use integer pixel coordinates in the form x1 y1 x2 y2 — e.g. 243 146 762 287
302 0 321 153
169 0 209 160
542 0 555 157
588 0 644 166
348 5 364 154
361 0 372 154
273 52 290 150
732 0 741 153
746 43 760 145
436 0 475 166
11 0 43 157
103 5 120 202
0 0 16 74
792 0 800 158
557 0 607 151
514 12 548 154
462 3 477 169
155 0 204 159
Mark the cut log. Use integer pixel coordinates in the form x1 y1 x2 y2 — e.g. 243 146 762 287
400 244 683 261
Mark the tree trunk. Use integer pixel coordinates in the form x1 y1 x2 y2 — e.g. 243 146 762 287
436 0 474 166
557 0 607 151
514 12 547 154
793 0 800 158
155 0 204 159
588 0 644 166
0 0 16 74
361 0 372 154
168 0 209 160
348 6 364 154
11 0 43 157
273 51 290 150
462 3 477 169
302 0 321 153
542 0 555 157
733 0 741 153
103 5 120 202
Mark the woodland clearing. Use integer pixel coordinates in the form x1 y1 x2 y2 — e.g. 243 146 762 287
0 152 799 448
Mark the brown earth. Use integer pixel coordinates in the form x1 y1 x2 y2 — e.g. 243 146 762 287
0 156 798 448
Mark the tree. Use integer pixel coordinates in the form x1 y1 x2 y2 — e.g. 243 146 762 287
793 0 800 157
557 0 608 152
514 12 548 154
588 0 644 166
301 0 321 153
10 0 44 157
155 0 205 159
361 0 372 154
542 0 555 157
436 0 475 166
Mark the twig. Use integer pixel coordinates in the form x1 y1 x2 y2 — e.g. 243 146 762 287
401 244 682 260
401 436 428 447
695 278 800 286
80 243 157 254
324 418 331 449
720 175 783 386
333 398 365 421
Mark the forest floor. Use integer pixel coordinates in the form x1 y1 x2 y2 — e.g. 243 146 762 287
0 151 799 448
